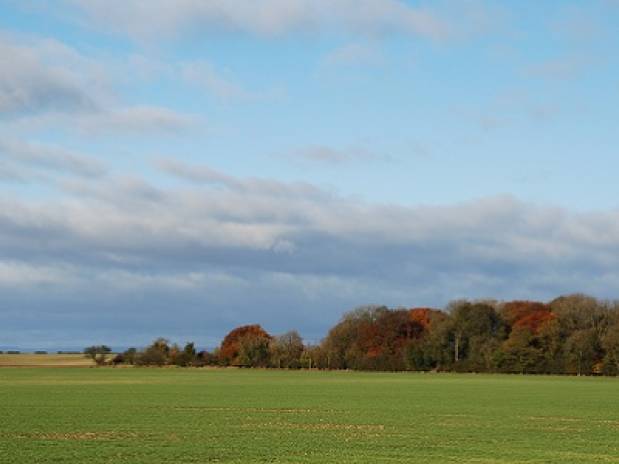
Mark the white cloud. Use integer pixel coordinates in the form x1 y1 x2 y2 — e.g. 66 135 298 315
0 34 103 115
0 260 77 287
0 138 105 178
323 42 382 67
289 145 388 164
181 61 251 101
0 33 196 135
67 0 451 40
526 55 591 80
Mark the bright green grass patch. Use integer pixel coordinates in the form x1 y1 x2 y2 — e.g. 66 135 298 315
1 368 618 463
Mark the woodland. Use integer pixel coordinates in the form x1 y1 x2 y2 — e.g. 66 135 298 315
83 294 619 376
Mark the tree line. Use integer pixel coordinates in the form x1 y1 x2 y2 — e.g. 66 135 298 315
86 294 619 376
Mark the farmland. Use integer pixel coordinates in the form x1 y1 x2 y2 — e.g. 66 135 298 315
0 354 92 367
1 368 618 463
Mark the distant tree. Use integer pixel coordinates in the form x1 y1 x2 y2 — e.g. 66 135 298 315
219 325 272 366
501 301 555 334
237 333 271 367
447 301 505 371
602 322 619 375
564 329 600 376
195 350 217 367
270 331 304 368
498 328 543 374
321 305 399 370
122 347 138 365
550 294 608 335
167 343 181 365
135 338 171 366
300 344 327 369
536 318 565 374
70 294 619 375
84 345 112 366
174 342 197 367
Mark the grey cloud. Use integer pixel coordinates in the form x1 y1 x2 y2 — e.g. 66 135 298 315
0 36 102 116
2 165 619 287
0 162 27 182
3 164 619 347
0 35 195 135
75 106 199 135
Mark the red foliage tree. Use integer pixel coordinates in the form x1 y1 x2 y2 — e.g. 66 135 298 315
219 324 272 366
502 301 555 334
408 308 445 335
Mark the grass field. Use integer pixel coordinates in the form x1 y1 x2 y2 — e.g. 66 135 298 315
1 368 618 463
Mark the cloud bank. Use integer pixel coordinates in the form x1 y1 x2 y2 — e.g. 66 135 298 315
2 161 619 348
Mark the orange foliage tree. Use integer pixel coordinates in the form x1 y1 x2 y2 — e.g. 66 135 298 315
502 300 555 334
219 324 272 366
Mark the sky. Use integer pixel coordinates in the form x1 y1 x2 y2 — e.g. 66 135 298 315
1 0 619 350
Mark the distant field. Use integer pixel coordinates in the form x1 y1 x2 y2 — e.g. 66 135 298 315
1 369 618 463
0 354 92 367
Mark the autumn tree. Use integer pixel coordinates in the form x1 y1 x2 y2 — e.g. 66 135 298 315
501 301 554 333
219 325 271 367
406 308 449 371
320 306 385 370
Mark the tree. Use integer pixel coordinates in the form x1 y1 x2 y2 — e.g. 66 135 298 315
270 331 304 368
498 328 543 374
122 347 138 365
447 301 505 371
300 344 328 369
550 294 608 335
175 342 197 367
84 345 112 366
602 322 619 375
167 342 198 367
501 300 554 334
237 333 271 367
324 306 389 369
536 318 564 374
135 338 171 366
564 329 599 376
219 325 272 366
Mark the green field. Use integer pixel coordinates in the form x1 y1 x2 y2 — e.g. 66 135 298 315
1 368 618 463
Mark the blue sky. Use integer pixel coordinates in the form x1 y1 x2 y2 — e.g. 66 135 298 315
1 1 619 349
